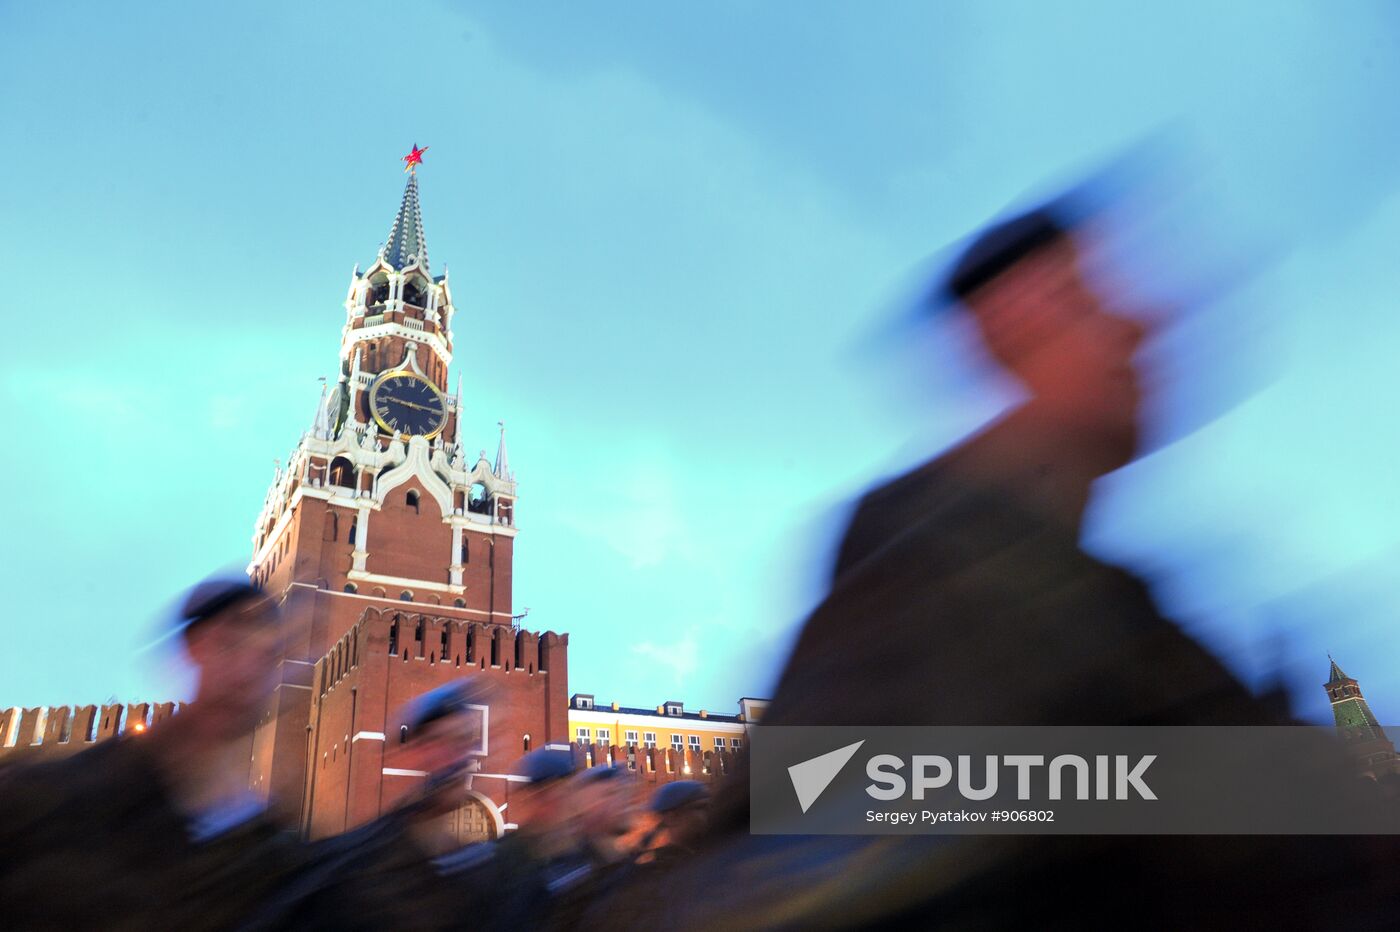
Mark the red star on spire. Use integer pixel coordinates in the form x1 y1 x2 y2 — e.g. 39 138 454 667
402 144 428 173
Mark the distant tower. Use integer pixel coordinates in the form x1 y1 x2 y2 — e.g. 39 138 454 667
243 152 569 839
1325 657 1399 780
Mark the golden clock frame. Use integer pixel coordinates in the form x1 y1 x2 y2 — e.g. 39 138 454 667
367 369 449 441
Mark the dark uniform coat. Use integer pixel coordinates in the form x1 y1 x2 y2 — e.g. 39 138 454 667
0 738 305 931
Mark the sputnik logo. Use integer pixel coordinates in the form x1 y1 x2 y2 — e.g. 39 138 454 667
788 740 865 813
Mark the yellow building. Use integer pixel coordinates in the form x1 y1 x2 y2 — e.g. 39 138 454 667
567 693 767 780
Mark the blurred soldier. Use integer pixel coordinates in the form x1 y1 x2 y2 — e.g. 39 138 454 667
572 763 640 867
253 678 491 931
0 577 305 931
451 750 642 930
776 202 1269 732
587 195 1399 929
640 780 708 868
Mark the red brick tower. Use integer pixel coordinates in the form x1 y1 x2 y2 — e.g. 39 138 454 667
246 156 569 840
1325 656 1400 781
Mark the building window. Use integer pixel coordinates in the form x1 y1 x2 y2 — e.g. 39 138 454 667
329 457 354 488
576 727 591 743
388 620 399 655
400 725 408 744
400 590 413 602
643 732 657 748
453 598 465 608
348 517 358 546
468 482 489 514
598 729 611 745
671 734 683 752
732 738 743 750
624 730 638 747
460 537 469 564
406 490 420 514
344 583 357 594
575 696 594 710
523 734 531 752
714 737 727 749
666 704 682 717
688 735 700 749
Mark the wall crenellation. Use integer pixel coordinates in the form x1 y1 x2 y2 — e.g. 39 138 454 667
0 702 184 761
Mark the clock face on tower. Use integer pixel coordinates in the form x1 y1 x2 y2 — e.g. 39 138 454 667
368 370 448 440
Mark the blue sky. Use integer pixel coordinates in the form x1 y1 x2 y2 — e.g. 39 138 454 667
4 1 1400 724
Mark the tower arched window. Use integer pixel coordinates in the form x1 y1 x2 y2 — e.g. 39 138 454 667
400 590 413 602
460 537 469 564
348 517 358 546
329 457 354 489
468 483 490 514
406 490 420 514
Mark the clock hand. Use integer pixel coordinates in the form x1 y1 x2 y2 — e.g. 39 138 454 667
387 398 439 412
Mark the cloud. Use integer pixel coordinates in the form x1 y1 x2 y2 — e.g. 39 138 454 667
631 628 701 692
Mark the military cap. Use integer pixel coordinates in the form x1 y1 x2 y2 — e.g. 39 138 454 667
942 205 1071 303
651 780 707 813
177 577 268 637
575 764 623 784
514 748 575 785
401 678 490 737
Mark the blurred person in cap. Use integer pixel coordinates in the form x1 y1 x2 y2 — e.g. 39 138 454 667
585 190 1400 929
0 575 306 930
762 194 1284 732
641 780 708 868
450 749 641 931
609 779 708 886
572 763 641 866
252 677 493 931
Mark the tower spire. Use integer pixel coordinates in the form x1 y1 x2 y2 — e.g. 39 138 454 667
494 420 512 480
1327 654 1349 685
311 378 331 439
381 160 429 272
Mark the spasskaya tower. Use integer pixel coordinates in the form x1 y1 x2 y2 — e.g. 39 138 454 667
245 149 569 841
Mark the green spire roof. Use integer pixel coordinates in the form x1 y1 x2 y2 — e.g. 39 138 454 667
1327 655 1351 685
380 172 429 272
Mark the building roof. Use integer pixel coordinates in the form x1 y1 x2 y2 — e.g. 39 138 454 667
568 692 766 724
612 705 743 724
380 171 429 272
1327 655 1352 685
